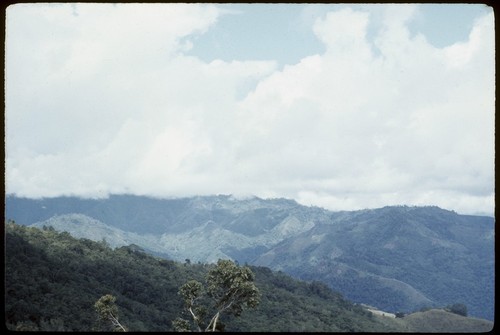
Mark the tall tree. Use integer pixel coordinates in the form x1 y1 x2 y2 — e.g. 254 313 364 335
174 259 260 332
94 294 127 332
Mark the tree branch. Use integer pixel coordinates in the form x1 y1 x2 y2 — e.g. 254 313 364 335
188 306 202 332
108 313 127 332
205 311 220 332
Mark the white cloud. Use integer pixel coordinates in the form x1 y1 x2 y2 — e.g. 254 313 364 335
229 6 495 214
313 8 370 54
5 4 495 216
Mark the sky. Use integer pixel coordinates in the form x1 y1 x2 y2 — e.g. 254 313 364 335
4 3 495 216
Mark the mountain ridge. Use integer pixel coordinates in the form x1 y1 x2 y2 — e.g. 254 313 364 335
5 194 494 320
6 222 493 332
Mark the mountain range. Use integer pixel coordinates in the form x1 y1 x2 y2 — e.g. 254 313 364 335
6 221 493 331
4 194 495 321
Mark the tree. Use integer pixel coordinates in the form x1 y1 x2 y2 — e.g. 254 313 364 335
174 259 260 332
94 294 127 332
178 280 206 332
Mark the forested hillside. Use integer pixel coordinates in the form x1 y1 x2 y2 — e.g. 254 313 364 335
5 222 494 332
254 205 495 319
4 222 406 332
5 194 495 321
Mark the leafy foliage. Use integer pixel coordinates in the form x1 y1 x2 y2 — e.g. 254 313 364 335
206 260 260 316
5 221 185 331
175 260 260 331
94 294 127 332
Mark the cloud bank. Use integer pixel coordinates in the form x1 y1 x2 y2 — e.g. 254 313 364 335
5 4 495 215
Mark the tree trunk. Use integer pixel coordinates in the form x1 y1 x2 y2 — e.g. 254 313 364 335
205 312 220 332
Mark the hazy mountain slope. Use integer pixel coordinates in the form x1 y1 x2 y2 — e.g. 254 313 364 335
5 194 311 235
10 194 328 262
5 194 494 320
6 194 193 234
29 214 167 254
253 206 494 319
